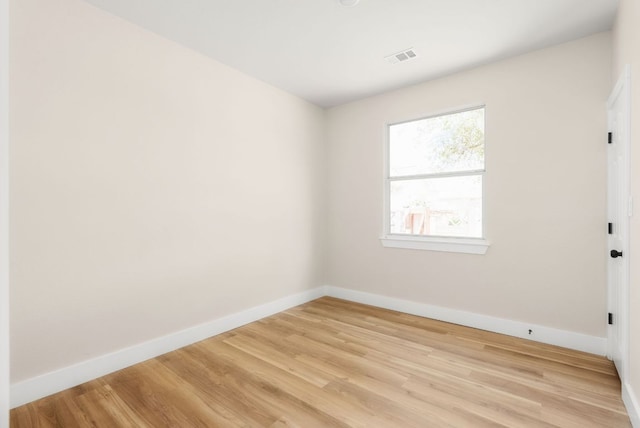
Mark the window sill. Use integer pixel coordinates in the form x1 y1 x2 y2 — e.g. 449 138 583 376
380 235 490 254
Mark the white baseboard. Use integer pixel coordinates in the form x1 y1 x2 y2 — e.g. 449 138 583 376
10 284 611 409
324 286 607 356
624 382 640 427
10 287 325 409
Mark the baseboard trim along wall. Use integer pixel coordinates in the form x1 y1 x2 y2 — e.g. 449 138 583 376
324 286 608 356
623 382 640 428
11 284 609 408
10 287 325 408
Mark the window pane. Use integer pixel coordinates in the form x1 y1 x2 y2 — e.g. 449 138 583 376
389 108 484 177
389 175 482 238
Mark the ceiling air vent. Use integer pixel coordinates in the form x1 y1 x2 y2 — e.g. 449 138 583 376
385 48 417 65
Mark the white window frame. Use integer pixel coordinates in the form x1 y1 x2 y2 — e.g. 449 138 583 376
380 105 490 254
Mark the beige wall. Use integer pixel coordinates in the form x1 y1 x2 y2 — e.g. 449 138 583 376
326 33 611 337
1 0 8 422
613 0 640 412
10 0 325 382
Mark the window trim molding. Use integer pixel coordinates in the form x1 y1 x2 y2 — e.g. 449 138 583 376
380 235 490 254
382 104 489 254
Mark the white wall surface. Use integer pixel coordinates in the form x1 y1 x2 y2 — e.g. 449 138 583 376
0 0 9 423
326 33 611 338
10 0 325 383
613 0 640 422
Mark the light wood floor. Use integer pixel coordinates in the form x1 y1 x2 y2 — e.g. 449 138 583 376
11 297 631 427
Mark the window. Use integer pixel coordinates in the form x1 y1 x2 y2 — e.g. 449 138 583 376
381 106 489 254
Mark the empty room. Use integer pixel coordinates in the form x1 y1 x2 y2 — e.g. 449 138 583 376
1 0 640 427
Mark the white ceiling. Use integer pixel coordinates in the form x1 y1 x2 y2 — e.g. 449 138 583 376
85 0 619 107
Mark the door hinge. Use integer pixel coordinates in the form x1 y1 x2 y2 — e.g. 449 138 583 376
608 312 613 325
608 222 613 234
608 132 613 144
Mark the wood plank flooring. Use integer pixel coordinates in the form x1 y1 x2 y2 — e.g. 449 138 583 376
11 297 631 427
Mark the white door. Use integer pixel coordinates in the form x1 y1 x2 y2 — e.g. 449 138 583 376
607 66 630 382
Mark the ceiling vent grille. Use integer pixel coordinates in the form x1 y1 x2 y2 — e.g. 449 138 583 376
385 48 417 65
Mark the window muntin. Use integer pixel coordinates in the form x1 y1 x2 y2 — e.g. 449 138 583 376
387 106 485 240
